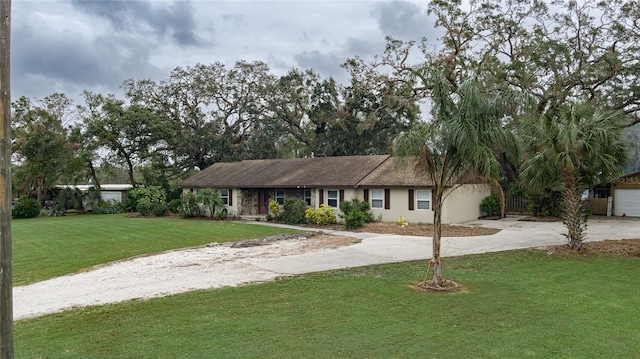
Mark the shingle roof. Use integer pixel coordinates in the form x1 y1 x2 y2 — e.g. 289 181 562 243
177 155 477 189
178 155 391 188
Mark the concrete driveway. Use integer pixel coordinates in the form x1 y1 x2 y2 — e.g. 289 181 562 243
14 216 639 320
255 216 640 275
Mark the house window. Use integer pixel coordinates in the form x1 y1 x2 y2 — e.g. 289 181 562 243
371 189 384 209
220 189 229 205
276 189 285 205
304 189 312 206
327 190 338 208
416 190 431 210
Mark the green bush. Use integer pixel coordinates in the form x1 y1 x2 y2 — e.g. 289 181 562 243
179 192 203 218
480 195 501 217
214 210 228 220
280 199 308 224
47 202 66 217
129 187 167 217
93 200 126 215
340 198 374 229
196 188 224 218
305 204 337 225
152 203 168 217
168 198 183 214
12 197 41 219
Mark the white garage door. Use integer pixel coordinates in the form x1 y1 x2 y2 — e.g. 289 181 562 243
101 191 122 202
614 189 640 217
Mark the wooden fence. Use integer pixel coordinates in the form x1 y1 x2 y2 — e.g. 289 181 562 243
585 198 609 215
504 195 530 214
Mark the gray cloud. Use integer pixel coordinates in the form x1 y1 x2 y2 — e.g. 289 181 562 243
373 1 435 41
11 23 163 100
70 0 204 47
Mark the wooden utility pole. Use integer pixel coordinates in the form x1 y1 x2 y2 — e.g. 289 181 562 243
0 0 14 357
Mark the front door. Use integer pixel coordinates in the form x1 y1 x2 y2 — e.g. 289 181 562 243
258 190 269 215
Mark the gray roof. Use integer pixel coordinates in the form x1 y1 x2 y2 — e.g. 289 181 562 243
178 155 439 189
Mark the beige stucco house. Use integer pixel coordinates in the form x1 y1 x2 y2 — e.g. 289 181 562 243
177 155 491 224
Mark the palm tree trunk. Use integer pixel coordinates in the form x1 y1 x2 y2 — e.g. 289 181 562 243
561 170 586 250
428 192 445 287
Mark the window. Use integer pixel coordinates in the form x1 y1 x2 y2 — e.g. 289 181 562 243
276 189 285 205
371 189 384 209
327 190 338 208
220 189 229 205
416 190 431 210
304 189 312 206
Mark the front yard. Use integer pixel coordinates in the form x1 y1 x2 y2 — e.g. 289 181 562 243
15 248 640 358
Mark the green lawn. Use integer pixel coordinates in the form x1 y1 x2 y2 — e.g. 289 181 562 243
12 214 299 285
15 250 640 358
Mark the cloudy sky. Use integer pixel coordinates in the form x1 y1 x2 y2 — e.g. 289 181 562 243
12 0 440 104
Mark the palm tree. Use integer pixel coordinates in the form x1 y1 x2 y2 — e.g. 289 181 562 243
521 102 628 250
395 74 523 289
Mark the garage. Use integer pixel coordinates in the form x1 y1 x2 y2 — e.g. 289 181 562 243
612 171 640 217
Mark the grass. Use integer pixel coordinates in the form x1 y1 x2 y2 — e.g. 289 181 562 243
12 214 300 285
15 250 640 358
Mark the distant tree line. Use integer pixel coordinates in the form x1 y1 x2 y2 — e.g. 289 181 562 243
11 0 640 215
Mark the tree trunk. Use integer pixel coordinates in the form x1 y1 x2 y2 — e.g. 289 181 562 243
561 170 586 250
87 160 101 197
427 190 445 287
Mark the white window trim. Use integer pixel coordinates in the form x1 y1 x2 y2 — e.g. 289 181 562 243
416 190 431 210
327 189 339 208
304 189 312 206
371 189 384 209
220 189 229 205
276 189 285 205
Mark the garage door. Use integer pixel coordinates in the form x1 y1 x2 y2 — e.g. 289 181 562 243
614 189 640 217
101 191 122 202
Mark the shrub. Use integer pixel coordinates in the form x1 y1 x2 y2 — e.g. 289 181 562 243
93 200 126 214
196 188 224 218
12 197 41 219
268 200 281 219
214 210 228 220
480 195 501 217
152 203 168 217
130 187 167 217
168 198 183 214
280 199 308 224
47 202 66 217
305 204 337 225
179 192 204 218
340 198 374 229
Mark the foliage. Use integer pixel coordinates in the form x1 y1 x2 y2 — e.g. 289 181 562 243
305 204 336 225
280 199 308 225
11 94 84 203
396 216 408 227
214 210 228 220
521 102 628 249
129 187 167 217
268 200 280 218
179 192 203 218
151 203 168 217
340 198 374 229
46 202 66 217
12 197 41 219
480 195 501 217
92 200 126 215
196 188 224 218
167 198 183 214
